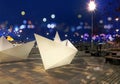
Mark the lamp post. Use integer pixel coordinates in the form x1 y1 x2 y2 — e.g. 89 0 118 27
88 0 96 49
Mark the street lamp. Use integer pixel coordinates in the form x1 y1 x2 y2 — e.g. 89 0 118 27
88 0 96 11
88 0 96 49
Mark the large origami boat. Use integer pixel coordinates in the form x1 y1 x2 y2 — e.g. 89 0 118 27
0 36 35 63
34 32 78 70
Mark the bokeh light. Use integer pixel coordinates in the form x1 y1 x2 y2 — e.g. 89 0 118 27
51 14 55 19
43 18 47 22
7 36 14 41
47 23 56 29
116 29 119 32
65 34 68 37
20 25 26 29
77 14 82 18
14 26 19 32
47 24 51 28
99 20 103 24
107 17 112 21
23 20 27 24
115 17 119 21
21 11 26 16
46 32 49 35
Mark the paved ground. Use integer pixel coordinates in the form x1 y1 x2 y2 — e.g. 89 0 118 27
0 48 120 84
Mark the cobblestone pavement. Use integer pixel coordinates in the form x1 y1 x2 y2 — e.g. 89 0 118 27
0 48 120 84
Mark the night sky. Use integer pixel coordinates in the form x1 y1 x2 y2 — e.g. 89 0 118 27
0 0 120 43
0 0 87 23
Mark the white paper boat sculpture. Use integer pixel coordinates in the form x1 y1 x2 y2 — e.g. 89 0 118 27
34 33 78 70
0 38 35 63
